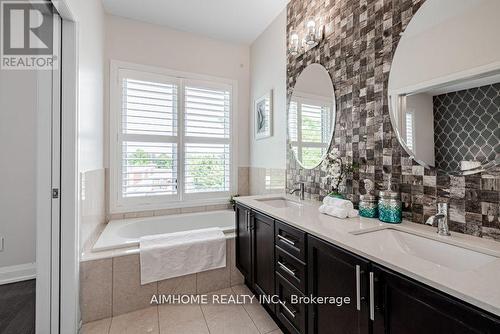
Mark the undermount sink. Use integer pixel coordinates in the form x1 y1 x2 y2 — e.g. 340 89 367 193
256 197 302 208
353 229 497 271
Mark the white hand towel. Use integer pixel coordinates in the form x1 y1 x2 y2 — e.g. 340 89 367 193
139 227 226 285
319 204 349 219
348 209 359 218
322 197 354 210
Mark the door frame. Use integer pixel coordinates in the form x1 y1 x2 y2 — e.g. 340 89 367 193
36 1 78 333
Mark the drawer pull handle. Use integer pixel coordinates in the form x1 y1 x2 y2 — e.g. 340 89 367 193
369 272 375 321
279 300 297 319
246 211 251 231
356 265 361 311
278 261 296 277
277 234 298 248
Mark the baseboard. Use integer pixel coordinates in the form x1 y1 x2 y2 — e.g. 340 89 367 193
0 263 36 285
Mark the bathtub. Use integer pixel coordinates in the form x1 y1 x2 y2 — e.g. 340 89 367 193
93 210 235 252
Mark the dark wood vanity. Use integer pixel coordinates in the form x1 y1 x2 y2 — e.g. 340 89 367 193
235 203 500 334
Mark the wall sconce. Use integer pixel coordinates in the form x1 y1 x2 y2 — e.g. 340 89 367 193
288 17 324 56
305 18 317 45
289 30 300 56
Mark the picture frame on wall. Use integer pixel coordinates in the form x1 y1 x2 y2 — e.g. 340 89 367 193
254 90 273 140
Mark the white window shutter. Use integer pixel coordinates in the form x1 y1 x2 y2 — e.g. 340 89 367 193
184 84 231 194
121 76 178 198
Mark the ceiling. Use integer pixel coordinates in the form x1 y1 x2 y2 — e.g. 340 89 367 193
102 0 289 45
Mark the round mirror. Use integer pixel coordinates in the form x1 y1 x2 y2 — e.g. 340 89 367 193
389 0 500 175
288 63 336 169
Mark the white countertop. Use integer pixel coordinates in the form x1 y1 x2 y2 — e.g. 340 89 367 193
235 194 500 317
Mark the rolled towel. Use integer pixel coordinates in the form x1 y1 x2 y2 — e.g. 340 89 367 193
319 204 349 219
348 209 359 218
323 196 354 210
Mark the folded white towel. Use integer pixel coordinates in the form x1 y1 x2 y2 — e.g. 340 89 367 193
319 205 359 219
348 209 359 218
139 227 226 285
323 196 354 210
319 204 349 218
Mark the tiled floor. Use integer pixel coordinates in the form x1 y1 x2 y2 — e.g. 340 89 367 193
81 285 283 334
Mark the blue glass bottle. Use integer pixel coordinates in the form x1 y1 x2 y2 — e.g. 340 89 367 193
359 194 378 218
378 191 402 224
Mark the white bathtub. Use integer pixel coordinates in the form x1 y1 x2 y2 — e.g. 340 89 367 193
93 210 235 252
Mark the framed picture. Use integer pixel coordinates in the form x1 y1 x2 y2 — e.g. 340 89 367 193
254 90 273 140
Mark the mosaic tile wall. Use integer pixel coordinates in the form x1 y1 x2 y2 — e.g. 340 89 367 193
433 83 500 172
285 0 500 240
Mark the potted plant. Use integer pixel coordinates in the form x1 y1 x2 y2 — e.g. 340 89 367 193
320 148 354 198
229 194 240 211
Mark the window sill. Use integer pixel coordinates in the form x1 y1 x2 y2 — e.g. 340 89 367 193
109 196 232 214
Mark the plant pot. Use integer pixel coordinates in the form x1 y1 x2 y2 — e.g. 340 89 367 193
328 191 344 199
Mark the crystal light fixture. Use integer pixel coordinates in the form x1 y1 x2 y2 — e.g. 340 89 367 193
288 17 324 56
305 18 317 45
289 31 300 55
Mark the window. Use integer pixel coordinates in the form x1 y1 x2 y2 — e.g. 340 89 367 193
405 111 414 151
289 94 334 168
110 62 235 212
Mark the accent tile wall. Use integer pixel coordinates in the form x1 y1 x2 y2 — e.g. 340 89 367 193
433 83 500 172
285 0 500 240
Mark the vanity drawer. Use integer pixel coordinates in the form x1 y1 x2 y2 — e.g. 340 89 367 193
275 246 306 293
276 273 306 334
275 221 306 261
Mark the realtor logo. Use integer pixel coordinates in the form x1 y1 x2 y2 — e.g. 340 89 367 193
1 0 55 69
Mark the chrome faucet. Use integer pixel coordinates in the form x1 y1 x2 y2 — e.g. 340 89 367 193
425 202 451 236
289 182 305 200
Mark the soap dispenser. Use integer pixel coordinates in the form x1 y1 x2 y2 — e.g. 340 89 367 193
378 178 402 223
359 179 378 218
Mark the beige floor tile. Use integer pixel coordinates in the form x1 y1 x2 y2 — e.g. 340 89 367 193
157 273 196 296
80 259 113 322
243 302 278 333
267 329 284 334
201 300 260 334
231 284 256 304
231 285 253 299
232 285 278 333
109 307 159 334
158 304 209 334
112 255 158 316
80 318 111 334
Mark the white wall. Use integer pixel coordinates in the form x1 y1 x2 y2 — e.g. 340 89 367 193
60 0 106 254
249 10 287 169
0 70 37 270
390 0 500 92
65 0 106 172
104 15 251 171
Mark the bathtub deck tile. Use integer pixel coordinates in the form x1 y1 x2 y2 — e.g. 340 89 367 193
80 258 113 323
157 274 196 296
112 254 158 316
180 206 207 214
